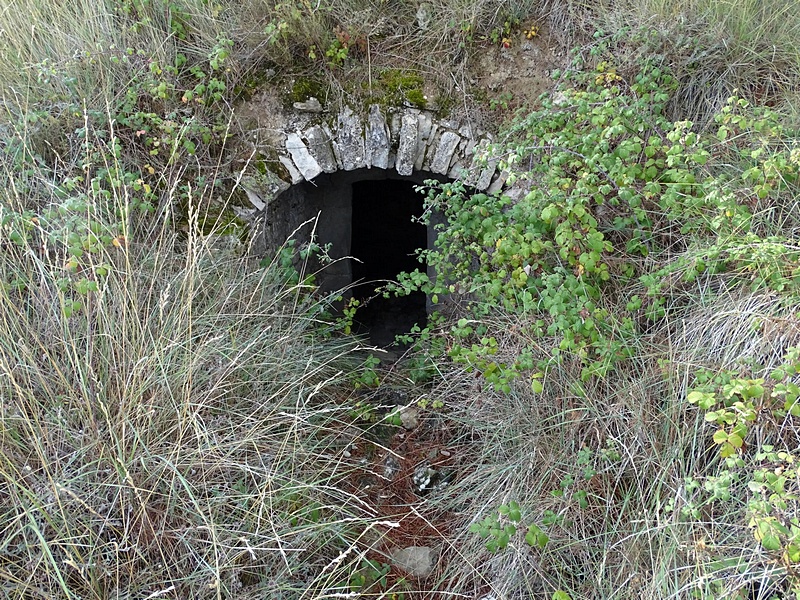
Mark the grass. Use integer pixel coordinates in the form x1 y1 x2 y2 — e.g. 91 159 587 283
1 0 800 599
0 141 395 597
583 0 800 124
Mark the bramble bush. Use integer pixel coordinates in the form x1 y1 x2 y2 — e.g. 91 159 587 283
391 45 800 388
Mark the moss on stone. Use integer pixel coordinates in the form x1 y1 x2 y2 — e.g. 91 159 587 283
372 69 427 109
233 62 283 102
289 77 325 104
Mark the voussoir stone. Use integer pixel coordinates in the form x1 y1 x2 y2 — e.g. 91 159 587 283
278 154 304 184
430 131 461 175
464 139 491 187
286 132 322 181
475 159 498 190
395 112 419 176
304 125 337 173
334 107 366 171
366 104 390 169
487 170 509 194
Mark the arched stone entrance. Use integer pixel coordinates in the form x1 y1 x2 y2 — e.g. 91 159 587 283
238 104 506 345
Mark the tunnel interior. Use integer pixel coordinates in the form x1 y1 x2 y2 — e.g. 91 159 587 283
266 168 442 349
350 178 428 347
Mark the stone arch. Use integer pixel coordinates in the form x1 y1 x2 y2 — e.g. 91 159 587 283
276 105 502 189
238 104 506 344
242 104 506 256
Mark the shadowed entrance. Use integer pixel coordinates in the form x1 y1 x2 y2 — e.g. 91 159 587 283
266 168 444 348
350 178 428 347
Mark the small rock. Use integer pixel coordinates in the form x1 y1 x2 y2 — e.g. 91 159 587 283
384 455 401 480
399 406 419 430
412 462 436 492
392 546 434 578
241 186 266 211
293 97 323 112
440 449 451 457
416 2 432 30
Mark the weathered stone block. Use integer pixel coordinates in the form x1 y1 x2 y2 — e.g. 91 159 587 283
334 107 366 171
286 132 323 181
475 159 498 190
395 112 419 176
487 170 509 194
278 154 304 184
430 131 461 175
365 104 390 169
304 125 337 173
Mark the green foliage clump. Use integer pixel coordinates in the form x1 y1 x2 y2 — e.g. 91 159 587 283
393 50 800 388
675 347 800 596
469 501 550 553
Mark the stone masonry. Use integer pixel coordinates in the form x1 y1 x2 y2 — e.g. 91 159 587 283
245 103 501 199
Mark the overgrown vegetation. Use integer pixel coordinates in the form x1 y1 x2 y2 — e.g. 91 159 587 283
2 0 800 599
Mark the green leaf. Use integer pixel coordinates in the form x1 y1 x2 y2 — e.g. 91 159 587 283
553 592 572 600
727 432 743 448
525 524 549 549
786 543 800 563
688 390 716 410
531 379 543 394
759 532 782 552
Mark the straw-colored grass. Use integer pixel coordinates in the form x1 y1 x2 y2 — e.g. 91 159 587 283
2 1 800 598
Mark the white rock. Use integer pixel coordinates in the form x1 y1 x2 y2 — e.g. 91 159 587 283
399 406 419 430
392 546 434 578
278 155 304 184
286 132 322 181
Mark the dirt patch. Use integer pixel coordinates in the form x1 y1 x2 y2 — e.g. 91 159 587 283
471 22 566 126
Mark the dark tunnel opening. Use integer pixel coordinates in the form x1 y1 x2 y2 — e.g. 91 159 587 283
266 168 445 349
349 178 428 347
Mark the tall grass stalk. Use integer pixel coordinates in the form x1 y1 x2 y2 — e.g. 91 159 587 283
0 127 387 598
